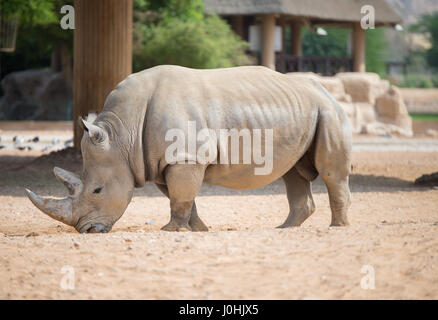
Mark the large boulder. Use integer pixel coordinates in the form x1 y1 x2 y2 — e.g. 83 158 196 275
292 72 352 103
288 71 413 137
0 68 72 120
375 86 413 136
336 72 390 104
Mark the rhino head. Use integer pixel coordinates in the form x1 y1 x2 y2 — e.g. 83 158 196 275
25 116 136 233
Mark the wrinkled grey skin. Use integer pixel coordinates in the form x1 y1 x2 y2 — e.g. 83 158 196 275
26 65 352 233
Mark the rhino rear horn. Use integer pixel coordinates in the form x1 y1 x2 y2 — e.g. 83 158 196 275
25 189 76 226
53 167 83 196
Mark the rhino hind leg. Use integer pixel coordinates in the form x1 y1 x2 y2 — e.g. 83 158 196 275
314 107 352 227
277 167 316 228
322 175 350 226
160 164 207 232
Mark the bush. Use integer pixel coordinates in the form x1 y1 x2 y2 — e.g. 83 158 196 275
301 28 350 58
410 13 438 70
1 0 56 24
133 1 252 71
398 74 436 88
366 28 387 77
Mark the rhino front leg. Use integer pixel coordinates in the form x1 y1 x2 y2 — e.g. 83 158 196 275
161 164 206 232
277 167 315 228
155 183 208 231
189 202 209 231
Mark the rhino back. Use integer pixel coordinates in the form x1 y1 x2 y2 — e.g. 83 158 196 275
140 66 323 187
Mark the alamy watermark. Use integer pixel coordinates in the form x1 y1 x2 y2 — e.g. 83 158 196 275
361 5 375 30
165 121 274 175
60 5 75 30
60 265 75 290
360 264 375 290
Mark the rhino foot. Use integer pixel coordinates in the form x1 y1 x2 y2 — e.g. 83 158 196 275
189 218 209 232
161 220 192 232
329 220 350 227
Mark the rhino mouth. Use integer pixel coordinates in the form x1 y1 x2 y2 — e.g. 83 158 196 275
77 222 112 234
76 216 114 233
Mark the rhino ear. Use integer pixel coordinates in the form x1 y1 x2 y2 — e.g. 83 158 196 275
80 117 108 145
85 112 97 123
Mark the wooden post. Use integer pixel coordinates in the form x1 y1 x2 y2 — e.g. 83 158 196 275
73 0 133 148
230 15 244 39
290 20 302 56
353 22 366 73
280 19 286 55
261 14 276 70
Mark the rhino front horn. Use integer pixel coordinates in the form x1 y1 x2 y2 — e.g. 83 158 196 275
25 189 76 226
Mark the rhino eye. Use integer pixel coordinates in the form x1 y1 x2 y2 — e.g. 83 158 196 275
93 187 103 194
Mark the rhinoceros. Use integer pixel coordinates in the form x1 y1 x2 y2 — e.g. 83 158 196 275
26 65 352 233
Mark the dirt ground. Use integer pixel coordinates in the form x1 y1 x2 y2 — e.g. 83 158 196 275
1 122 438 300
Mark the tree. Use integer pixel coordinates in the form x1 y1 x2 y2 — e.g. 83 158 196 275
410 12 438 70
301 26 388 77
132 0 251 71
301 27 350 58
365 28 387 76
0 0 74 81
0 0 57 25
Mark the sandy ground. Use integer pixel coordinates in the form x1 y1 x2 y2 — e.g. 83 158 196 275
1 122 438 299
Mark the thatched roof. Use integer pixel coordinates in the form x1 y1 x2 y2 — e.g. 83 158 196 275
204 0 403 25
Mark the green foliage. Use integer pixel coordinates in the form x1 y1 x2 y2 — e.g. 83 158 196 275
365 28 387 77
301 26 388 77
410 12 438 70
0 0 73 79
133 0 251 71
398 74 438 88
301 28 350 57
410 113 438 121
159 0 204 22
0 0 57 25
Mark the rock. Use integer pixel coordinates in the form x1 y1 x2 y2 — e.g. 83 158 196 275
415 172 438 186
0 68 72 120
291 72 352 103
64 138 73 147
25 232 39 237
362 122 413 137
13 136 24 144
336 72 389 104
31 136 39 143
320 77 352 102
375 86 413 135
280 72 412 136
426 129 438 137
